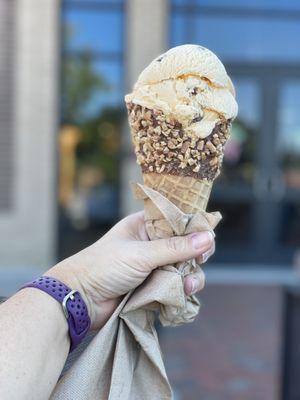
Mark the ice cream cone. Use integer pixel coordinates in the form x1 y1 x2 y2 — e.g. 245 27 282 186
125 44 237 217
143 173 212 214
123 44 237 330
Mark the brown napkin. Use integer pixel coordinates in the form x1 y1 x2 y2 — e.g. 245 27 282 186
50 184 221 400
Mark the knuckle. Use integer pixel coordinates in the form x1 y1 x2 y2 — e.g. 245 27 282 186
166 237 186 254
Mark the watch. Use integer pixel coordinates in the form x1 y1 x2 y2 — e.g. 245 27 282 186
21 276 91 352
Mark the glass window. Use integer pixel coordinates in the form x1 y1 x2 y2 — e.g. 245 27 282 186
70 0 122 2
172 0 300 11
64 8 123 53
62 58 122 122
171 15 300 62
172 0 300 265
277 81 300 190
280 203 300 246
217 79 260 188
59 1 124 258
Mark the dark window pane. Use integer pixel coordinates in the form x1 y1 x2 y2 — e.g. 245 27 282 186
217 79 260 188
278 81 300 190
209 202 252 244
280 203 300 246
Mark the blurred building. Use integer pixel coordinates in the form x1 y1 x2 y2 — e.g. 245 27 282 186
0 0 59 267
1 0 300 398
2 0 300 268
169 0 300 267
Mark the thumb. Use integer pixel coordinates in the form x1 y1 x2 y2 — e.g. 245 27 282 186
142 231 214 269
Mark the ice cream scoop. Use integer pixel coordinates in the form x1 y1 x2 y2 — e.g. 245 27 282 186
126 44 238 212
125 44 237 141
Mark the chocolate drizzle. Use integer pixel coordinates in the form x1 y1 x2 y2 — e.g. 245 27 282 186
127 102 231 182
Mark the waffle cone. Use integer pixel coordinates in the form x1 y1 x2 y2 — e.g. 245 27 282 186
143 173 212 214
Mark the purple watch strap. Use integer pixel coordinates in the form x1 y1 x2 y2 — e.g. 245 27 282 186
21 276 91 352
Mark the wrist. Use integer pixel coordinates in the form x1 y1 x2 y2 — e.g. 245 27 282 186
21 274 91 352
46 262 117 330
45 264 95 325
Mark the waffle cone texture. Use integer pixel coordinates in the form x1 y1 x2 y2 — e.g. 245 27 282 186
143 173 212 213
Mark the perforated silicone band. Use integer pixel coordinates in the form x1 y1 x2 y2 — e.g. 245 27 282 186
21 276 91 352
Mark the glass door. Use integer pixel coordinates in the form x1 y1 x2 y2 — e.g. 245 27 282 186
276 81 300 262
210 77 261 263
211 66 300 266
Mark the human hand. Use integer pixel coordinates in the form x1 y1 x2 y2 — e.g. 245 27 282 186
47 212 215 330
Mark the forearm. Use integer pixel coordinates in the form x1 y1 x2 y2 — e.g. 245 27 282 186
0 288 70 400
0 213 214 399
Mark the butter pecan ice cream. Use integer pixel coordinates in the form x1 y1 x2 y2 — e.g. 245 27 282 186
125 44 238 182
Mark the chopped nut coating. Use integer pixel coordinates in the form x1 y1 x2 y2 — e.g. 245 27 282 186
127 102 231 181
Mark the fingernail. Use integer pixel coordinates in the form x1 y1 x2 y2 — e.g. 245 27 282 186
191 231 213 250
191 277 199 295
202 250 211 264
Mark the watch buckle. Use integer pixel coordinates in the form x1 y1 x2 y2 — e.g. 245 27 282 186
62 290 78 319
